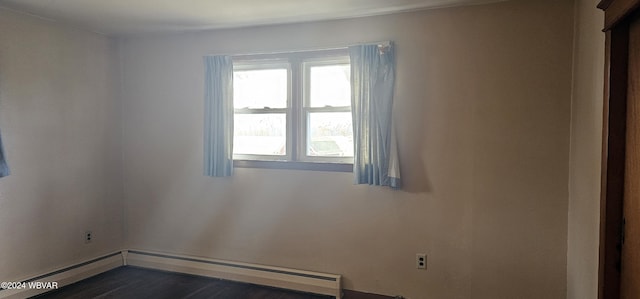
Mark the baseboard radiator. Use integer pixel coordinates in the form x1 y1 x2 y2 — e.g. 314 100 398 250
125 249 342 298
0 250 341 299
0 251 123 299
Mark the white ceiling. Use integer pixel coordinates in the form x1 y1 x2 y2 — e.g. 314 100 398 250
0 0 505 36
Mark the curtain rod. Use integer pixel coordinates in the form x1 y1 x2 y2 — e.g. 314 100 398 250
206 40 392 58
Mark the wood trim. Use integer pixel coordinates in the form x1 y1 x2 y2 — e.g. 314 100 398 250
599 0 615 10
601 0 640 30
598 1 640 298
599 29 613 299
599 25 630 299
620 18 640 297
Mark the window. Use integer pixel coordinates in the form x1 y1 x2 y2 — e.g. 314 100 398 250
232 50 353 170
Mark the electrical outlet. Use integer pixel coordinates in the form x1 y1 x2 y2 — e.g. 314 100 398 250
416 253 426 269
85 231 93 243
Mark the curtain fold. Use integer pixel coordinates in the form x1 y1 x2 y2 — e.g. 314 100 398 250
203 55 234 177
350 43 401 189
0 131 9 178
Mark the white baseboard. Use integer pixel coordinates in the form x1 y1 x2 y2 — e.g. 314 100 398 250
0 249 342 299
125 249 342 299
0 251 123 299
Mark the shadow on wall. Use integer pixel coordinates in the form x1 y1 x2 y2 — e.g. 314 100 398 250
392 82 431 194
399 152 431 194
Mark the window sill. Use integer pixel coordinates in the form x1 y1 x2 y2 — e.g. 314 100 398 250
233 160 353 172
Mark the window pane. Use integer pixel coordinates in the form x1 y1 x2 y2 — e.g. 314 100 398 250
307 112 353 157
234 69 287 109
309 64 350 107
234 114 286 156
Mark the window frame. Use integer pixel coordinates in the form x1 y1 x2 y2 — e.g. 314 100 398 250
300 57 353 164
231 49 353 172
232 60 292 161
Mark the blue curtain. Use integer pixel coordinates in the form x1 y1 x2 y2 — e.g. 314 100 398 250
350 43 401 189
0 131 9 178
203 56 234 177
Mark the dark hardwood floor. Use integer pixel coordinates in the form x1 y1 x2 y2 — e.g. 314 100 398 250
32 266 333 299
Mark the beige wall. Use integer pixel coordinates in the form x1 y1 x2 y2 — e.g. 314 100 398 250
120 0 575 298
566 0 605 298
0 8 123 280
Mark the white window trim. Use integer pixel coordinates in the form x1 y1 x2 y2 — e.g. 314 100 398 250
232 60 292 162
300 57 352 164
231 49 353 170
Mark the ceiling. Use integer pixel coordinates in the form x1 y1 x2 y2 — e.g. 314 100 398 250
0 0 505 36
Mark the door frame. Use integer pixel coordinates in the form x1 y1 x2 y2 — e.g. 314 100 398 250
598 1 640 298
